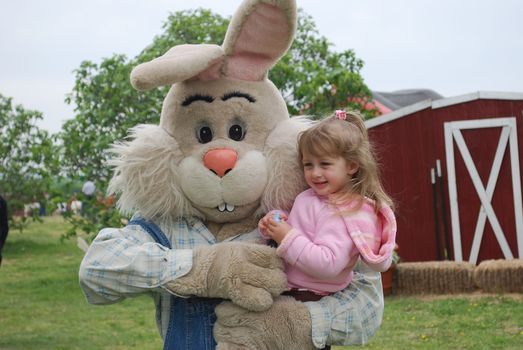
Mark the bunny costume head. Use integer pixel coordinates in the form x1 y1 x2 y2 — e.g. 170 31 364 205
109 0 308 238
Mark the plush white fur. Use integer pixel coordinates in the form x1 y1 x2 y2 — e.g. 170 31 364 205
166 243 287 312
179 150 268 208
258 116 312 216
108 124 197 222
214 296 316 349
131 44 225 91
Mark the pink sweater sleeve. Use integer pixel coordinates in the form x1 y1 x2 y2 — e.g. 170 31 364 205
343 204 397 272
276 206 355 279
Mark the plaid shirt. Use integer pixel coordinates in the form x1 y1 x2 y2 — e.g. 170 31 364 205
79 216 383 348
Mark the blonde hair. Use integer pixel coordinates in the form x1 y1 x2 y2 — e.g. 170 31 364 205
298 110 394 211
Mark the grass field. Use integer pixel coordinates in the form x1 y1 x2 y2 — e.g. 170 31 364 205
1 217 522 349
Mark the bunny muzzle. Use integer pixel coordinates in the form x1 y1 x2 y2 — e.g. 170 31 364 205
179 148 268 222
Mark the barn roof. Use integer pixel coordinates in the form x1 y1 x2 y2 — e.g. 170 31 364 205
366 91 523 129
372 89 444 110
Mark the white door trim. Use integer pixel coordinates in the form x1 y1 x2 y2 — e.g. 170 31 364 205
444 117 522 263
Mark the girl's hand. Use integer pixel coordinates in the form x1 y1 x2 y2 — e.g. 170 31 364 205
266 219 292 244
258 213 271 235
258 211 288 236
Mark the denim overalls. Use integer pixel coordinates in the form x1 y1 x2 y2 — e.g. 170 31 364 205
129 218 220 350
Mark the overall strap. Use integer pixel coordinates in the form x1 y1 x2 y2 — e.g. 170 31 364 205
127 217 217 350
128 217 172 249
127 218 176 350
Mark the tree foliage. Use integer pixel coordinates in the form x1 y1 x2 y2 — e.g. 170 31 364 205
59 9 228 183
59 8 374 187
0 94 58 231
60 191 122 244
60 55 152 183
270 10 373 116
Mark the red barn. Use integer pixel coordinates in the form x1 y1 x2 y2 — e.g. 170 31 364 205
366 91 523 264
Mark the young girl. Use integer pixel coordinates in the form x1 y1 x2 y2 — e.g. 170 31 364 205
259 110 397 301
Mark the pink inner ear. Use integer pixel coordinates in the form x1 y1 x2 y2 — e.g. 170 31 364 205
194 58 224 81
227 3 291 81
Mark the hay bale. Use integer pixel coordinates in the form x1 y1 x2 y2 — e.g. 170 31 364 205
395 261 475 295
474 259 523 293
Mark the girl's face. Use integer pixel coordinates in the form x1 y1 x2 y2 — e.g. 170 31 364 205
301 153 359 197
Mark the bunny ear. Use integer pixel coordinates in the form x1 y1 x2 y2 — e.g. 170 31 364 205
222 0 297 81
130 44 225 91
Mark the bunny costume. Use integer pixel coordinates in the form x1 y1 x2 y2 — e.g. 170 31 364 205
79 1 385 349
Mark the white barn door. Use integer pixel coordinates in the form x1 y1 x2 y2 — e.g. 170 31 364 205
444 117 523 263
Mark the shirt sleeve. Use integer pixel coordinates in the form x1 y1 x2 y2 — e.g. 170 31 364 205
78 225 193 305
304 260 384 348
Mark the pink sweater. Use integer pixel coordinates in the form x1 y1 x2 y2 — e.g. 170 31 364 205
262 189 396 294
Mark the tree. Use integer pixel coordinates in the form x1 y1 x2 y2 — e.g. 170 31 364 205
0 94 58 232
60 55 151 183
59 9 229 183
59 8 374 186
270 9 374 117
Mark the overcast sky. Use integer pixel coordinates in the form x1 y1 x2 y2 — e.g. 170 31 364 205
1 0 522 134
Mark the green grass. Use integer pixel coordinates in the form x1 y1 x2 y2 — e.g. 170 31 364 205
1 217 522 349
0 217 162 350
345 294 523 350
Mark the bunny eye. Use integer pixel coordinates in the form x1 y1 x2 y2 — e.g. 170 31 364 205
228 124 245 141
197 126 213 144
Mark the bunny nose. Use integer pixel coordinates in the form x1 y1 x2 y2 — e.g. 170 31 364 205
203 148 238 178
